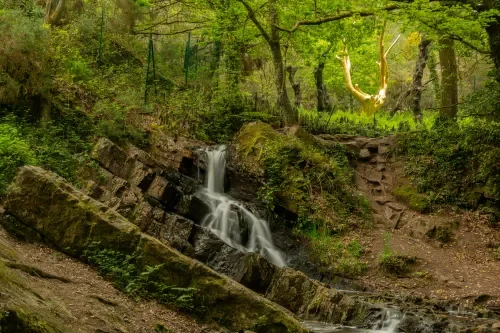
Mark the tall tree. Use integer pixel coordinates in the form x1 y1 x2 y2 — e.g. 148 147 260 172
314 43 334 112
438 36 459 118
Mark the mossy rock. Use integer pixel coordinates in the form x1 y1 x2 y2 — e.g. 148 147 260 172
4 166 306 333
0 310 62 333
393 185 431 213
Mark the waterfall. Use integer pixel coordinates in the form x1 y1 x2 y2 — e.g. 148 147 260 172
198 145 286 267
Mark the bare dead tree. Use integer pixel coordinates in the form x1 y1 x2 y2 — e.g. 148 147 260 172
337 22 401 115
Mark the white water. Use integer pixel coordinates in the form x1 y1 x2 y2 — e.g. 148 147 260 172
304 309 403 333
198 145 286 267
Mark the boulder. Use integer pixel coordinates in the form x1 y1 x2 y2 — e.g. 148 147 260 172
234 253 278 294
147 213 195 254
92 137 133 179
190 225 246 277
186 193 212 223
266 268 375 325
4 166 306 333
359 149 371 161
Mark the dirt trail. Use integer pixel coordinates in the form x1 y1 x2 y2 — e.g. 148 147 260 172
331 135 500 305
0 226 220 333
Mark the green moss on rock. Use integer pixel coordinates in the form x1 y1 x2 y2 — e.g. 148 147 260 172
4 166 306 333
393 185 431 213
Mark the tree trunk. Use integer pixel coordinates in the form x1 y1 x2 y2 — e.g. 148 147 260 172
427 51 441 107
286 66 302 107
484 0 500 83
438 36 458 119
314 55 333 112
391 36 431 121
269 0 296 125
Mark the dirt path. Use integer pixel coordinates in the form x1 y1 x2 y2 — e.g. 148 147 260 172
337 135 500 305
0 226 221 333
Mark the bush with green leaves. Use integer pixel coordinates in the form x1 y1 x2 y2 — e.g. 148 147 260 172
396 117 500 208
378 233 416 276
0 121 36 195
307 232 367 278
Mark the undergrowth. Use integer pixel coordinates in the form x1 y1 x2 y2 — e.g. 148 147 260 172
307 231 367 278
236 122 370 234
395 117 500 209
298 108 438 137
83 242 199 313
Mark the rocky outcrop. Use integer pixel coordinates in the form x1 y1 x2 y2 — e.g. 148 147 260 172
4 166 306 333
84 137 384 328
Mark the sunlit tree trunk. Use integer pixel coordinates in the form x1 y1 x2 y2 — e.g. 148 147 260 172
438 36 458 119
337 23 400 116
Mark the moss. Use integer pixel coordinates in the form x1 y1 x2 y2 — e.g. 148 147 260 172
234 122 369 233
393 185 431 213
379 255 417 276
0 310 62 333
5 166 307 333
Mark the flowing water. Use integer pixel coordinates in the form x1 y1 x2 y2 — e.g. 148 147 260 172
198 145 286 267
304 309 403 333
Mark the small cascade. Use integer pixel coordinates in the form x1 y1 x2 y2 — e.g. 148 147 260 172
198 145 286 267
303 308 403 333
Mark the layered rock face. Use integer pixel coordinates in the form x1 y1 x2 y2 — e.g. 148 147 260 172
4 166 305 333
2 137 384 331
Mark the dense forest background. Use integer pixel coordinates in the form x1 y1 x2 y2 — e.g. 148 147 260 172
1 0 499 215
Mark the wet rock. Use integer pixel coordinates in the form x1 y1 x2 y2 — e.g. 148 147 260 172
234 253 278 294
186 193 212 223
397 315 427 333
359 149 371 161
147 213 195 254
266 268 375 325
4 166 306 333
92 137 133 179
189 225 246 277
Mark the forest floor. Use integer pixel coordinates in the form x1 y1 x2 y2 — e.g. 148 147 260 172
351 136 500 307
0 225 221 333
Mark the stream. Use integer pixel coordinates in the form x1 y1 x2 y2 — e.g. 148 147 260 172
198 145 405 332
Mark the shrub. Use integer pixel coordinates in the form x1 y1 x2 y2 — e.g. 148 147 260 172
307 232 367 278
84 242 199 312
396 118 500 208
0 121 36 195
393 185 431 212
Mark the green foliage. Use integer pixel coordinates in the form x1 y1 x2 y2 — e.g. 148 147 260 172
299 109 438 137
378 233 416 276
396 118 500 207
0 8 51 103
236 122 369 234
83 242 198 312
0 120 36 195
393 185 431 213
154 324 170 333
0 113 95 194
307 231 367 278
